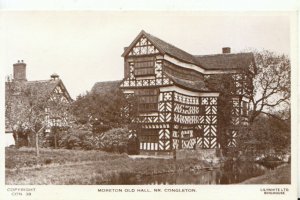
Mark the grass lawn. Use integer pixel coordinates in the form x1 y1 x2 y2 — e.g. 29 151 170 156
5 147 210 185
241 164 291 184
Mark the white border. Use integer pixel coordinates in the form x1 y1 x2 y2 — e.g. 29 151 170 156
0 1 298 200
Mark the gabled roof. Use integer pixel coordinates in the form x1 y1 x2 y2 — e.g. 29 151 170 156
26 80 61 97
5 79 72 102
143 32 201 66
194 53 254 70
122 30 201 66
5 78 72 132
122 30 255 71
91 80 122 94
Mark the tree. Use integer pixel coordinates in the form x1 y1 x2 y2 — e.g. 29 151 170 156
5 80 71 156
205 50 291 152
71 87 137 133
248 50 290 123
6 82 45 156
237 113 290 155
235 50 291 155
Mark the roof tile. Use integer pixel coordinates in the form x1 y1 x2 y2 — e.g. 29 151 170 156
91 80 122 94
125 30 254 70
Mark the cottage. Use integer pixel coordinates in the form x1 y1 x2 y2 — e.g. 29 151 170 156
119 30 255 154
5 60 72 147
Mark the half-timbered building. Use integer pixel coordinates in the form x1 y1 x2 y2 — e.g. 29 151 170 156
120 30 255 154
5 61 72 147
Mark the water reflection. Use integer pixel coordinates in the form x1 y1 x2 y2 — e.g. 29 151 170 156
109 161 282 185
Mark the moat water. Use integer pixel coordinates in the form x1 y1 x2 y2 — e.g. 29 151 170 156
108 161 282 185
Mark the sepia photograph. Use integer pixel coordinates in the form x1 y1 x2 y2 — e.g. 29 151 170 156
0 3 298 199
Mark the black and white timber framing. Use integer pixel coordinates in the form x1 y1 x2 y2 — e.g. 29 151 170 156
120 30 255 152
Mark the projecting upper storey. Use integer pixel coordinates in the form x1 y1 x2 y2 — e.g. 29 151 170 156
122 30 256 74
120 30 255 95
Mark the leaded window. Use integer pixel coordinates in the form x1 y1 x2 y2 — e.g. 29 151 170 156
135 88 158 112
134 59 155 76
139 129 158 143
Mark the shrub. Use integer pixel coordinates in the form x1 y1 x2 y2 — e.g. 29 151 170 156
59 124 94 150
95 128 130 153
58 124 130 153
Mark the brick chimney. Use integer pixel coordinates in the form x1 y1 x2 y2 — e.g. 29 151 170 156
13 60 27 81
222 47 231 54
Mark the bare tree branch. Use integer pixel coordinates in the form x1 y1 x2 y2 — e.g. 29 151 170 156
248 50 290 123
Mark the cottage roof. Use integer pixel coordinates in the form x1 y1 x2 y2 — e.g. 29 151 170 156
91 80 122 94
5 79 72 101
27 80 62 97
123 30 254 71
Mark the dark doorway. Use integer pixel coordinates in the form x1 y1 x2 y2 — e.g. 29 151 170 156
127 136 139 155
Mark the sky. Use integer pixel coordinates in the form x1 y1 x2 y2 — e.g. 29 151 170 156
1 11 291 99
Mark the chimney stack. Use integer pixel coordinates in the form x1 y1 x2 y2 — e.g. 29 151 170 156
222 47 231 54
13 60 27 81
50 73 59 81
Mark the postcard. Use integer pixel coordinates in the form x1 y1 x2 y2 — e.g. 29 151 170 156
0 1 298 200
